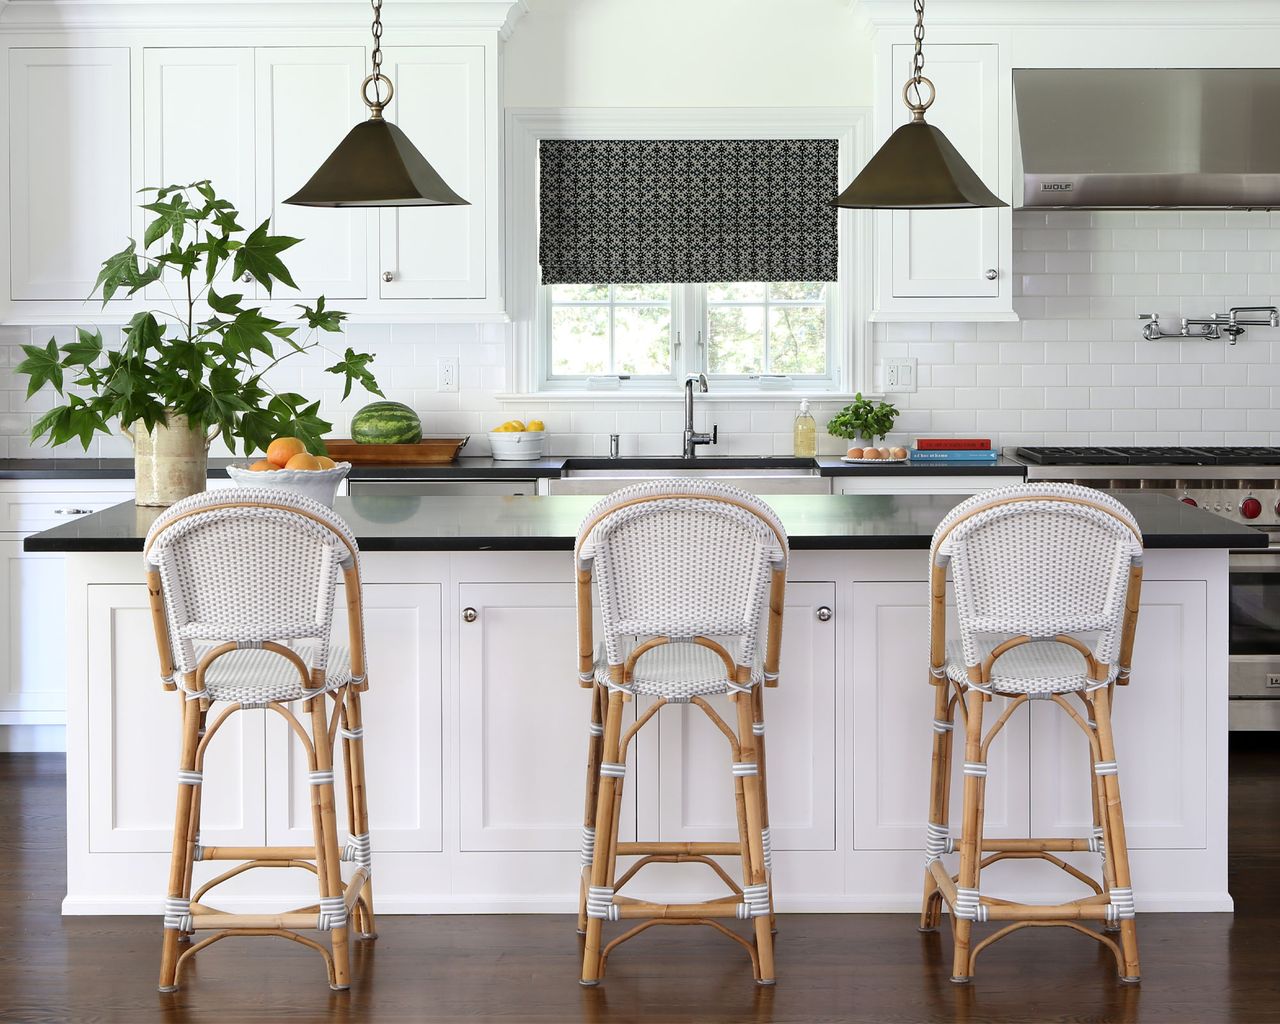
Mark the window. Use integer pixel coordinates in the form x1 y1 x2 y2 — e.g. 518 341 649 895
541 281 835 389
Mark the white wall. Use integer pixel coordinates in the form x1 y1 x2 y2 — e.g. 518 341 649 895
504 0 874 108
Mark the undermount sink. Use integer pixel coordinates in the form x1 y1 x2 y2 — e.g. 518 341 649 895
547 456 828 495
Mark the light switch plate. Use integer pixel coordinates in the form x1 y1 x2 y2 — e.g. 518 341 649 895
437 357 459 393
881 357 917 393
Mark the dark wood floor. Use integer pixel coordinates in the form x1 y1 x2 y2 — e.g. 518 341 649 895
2 739 1278 1024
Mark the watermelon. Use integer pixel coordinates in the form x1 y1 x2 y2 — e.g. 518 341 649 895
351 401 422 444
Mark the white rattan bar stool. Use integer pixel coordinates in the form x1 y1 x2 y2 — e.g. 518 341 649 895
574 481 788 986
144 487 376 993
919 483 1145 984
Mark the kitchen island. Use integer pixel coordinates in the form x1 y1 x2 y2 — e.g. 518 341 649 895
26 492 1260 916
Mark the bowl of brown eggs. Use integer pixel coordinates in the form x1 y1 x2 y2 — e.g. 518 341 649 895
841 445 909 463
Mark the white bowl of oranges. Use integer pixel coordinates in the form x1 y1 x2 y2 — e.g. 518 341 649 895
226 436 351 508
488 419 545 461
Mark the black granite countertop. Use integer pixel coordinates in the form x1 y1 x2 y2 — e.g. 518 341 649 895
23 491 1265 553
0 457 570 480
0 454 1024 480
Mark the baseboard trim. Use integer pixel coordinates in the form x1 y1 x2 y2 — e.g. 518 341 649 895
0 724 66 752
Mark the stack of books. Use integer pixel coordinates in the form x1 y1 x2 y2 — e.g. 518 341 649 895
907 438 998 463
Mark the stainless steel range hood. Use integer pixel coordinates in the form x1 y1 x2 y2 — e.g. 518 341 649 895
1014 69 1280 210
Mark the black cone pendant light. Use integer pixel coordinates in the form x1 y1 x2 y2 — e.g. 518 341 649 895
833 0 1006 210
285 0 469 209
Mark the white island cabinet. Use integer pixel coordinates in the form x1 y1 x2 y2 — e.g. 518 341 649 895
31 492 1241 916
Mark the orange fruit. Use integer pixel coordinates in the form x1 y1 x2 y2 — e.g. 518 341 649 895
266 436 306 467
285 452 323 471
314 455 337 470
249 459 275 472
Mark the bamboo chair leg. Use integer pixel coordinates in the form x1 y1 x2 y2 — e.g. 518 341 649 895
579 683 606 935
581 689 625 986
178 704 208 943
159 697 202 992
920 680 953 932
1093 686 1140 982
1084 697 1121 934
343 688 376 940
951 689 987 984
735 694 775 985
751 686 778 935
308 696 352 991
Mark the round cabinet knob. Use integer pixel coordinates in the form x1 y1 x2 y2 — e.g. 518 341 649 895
1180 496 1198 507
462 607 478 623
1240 496 1263 520
984 269 998 281
382 271 394 283
816 606 832 622
240 272 252 284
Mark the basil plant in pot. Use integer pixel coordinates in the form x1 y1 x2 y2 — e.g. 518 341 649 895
16 180 383 506
826 393 899 450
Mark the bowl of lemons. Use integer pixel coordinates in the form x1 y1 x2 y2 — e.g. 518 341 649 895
488 419 546 461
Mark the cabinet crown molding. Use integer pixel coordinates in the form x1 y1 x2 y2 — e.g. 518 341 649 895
0 0 527 35
852 0 1280 30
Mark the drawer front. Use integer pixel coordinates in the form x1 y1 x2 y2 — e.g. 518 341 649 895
1 491 134 535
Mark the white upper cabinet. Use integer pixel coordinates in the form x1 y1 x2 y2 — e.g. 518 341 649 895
872 41 1015 322
143 48 256 297
378 46 488 302
7 48 132 302
255 47 369 301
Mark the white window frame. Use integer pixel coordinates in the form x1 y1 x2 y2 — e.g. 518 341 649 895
504 107 874 398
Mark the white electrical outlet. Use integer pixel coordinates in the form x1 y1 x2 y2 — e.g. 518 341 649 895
882 358 917 394
437 357 459 393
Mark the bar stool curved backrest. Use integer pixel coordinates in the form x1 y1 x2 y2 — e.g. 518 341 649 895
573 480 789 986
931 482 1143 688
576 479 789 675
142 487 374 994
144 486 364 686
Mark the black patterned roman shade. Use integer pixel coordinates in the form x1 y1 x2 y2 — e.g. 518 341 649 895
538 138 839 285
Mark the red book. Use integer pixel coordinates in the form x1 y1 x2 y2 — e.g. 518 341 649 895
913 438 991 451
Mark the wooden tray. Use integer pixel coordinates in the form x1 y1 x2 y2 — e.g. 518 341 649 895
323 436 470 465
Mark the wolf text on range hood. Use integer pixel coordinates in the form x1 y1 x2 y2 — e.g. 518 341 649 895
1014 68 1280 210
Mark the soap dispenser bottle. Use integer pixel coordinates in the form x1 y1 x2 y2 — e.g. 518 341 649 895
793 399 817 457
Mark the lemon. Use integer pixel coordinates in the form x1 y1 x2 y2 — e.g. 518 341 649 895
509 420 527 432
527 419 545 432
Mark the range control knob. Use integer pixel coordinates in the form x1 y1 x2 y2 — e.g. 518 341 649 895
1180 496 1198 507
1240 496 1263 520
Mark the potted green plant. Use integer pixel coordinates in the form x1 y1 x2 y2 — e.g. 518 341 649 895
826 393 899 449
16 180 383 506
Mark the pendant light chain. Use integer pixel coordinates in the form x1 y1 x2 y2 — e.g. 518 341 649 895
912 0 926 83
363 0 393 114
370 0 384 78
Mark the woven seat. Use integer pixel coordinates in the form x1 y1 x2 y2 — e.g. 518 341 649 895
944 637 1118 696
594 641 762 699
143 487 376 993
575 480 789 987
197 641 352 705
921 484 1145 986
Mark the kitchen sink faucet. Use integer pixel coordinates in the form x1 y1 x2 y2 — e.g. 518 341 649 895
683 373 718 458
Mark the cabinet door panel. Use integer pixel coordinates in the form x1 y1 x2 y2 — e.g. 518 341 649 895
0 542 66 718
1030 579 1208 849
255 47 367 299
267 583 443 853
378 46 486 299
458 582 635 851
656 582 836 851
143 48 255 296
9 48 132 300
851 581 1030 849
888 43 999 299
86 584 265 852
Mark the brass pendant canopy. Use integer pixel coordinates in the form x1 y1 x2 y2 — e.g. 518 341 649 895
284 0 468 209
833 0 1006 210
285 118 469 208
833 119 1006 209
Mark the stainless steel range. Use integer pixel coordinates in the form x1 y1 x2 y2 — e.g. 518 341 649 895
1017 445 1280 730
